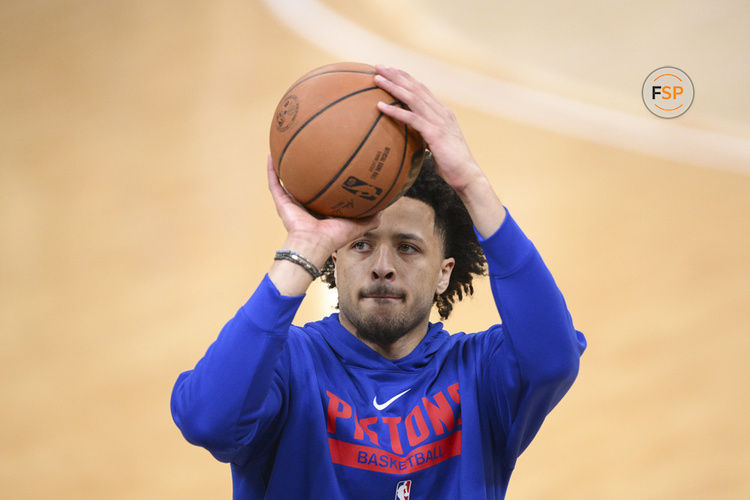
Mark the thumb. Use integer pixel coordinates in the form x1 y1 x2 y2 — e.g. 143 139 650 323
355 211 382 232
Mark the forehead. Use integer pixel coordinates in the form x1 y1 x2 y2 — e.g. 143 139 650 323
371 196 437 240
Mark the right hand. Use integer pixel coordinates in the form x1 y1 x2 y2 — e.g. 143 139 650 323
267 155 381 264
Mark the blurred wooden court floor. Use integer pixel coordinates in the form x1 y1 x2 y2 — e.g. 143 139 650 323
1 1 748 498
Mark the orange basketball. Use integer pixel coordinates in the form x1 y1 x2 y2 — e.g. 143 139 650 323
269 62 425 218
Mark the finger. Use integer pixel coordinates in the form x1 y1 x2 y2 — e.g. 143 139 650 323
374 64 397 79
267 153 275 177
267 154 299 212
377 100 432 134
374 71 441 122
374 74 420 112
267 154 285 199
357 211 382 232
375 65 418 92
374 69 410 95
335 212 382 243
266 156 286 215
376 65 439 103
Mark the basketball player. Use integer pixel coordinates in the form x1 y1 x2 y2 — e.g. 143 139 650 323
171 65 586 498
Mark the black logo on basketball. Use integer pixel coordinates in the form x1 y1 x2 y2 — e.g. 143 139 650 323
342 176 382 201
275 94 299 132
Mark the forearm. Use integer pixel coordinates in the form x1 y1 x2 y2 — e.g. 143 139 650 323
478 211 585 461
454 170 507 239
481 211 585 380
170 275 303 455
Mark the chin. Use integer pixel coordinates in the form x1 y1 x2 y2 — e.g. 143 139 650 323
353 309 424 346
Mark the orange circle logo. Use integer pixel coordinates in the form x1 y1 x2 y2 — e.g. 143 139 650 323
642 67 694 118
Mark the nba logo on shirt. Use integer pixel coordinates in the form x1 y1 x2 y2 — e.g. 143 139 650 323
395 480 412 500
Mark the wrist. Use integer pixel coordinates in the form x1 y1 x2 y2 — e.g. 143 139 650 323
453 172 506 238
454 170 490 200
269 240 331 296
280 233 335 269
447 161 485 195
274 250 322 279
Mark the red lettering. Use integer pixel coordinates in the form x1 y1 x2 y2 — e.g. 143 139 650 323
381 416 403 454
422 392 455 435
329 432 461 474
326 391 352 434
353 411 379 446
447 382 460 403
405 405 429 447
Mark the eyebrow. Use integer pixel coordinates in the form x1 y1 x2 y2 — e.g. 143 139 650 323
395 233 425 243
362 232 426 244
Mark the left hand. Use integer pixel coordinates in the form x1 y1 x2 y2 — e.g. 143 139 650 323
373 65 483 193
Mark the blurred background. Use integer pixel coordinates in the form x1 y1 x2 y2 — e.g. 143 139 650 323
2 0 749 498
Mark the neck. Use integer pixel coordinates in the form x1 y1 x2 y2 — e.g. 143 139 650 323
337 313 429 360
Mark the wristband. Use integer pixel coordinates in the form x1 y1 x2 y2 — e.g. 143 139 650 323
274 249 323 279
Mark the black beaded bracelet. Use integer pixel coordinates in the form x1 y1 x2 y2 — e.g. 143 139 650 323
274 249 323 279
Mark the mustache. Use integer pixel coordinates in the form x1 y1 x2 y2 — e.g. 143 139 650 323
359 285 405 299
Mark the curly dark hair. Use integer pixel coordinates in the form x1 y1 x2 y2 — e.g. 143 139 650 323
321 152 486 319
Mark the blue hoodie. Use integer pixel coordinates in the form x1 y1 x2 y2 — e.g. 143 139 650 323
171 209 586 499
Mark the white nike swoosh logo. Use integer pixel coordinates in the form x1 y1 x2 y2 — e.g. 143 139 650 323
372 389 411 411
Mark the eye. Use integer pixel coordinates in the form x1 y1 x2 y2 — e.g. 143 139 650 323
399 243 418 253
352 240 371 251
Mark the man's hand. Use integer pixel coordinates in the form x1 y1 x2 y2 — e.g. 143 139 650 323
267 156 380 295
373 65 481 193
373 66 506 237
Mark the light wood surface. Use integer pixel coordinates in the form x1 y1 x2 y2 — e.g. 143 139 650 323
2 1 748 498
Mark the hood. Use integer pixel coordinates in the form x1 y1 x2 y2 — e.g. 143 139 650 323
309 313 449 372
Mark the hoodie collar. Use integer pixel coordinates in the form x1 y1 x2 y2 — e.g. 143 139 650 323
314 313 448 371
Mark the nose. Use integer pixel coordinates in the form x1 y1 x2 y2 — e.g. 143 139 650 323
371 245 395 281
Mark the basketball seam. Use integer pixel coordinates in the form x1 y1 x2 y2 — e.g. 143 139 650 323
277 86 380 178
300 100 400 206
282 70 376 97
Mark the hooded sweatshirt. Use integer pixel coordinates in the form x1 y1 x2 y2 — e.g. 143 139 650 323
171 208 587 499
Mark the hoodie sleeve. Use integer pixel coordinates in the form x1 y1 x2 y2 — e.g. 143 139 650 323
170 274 304 463
474 208 586 468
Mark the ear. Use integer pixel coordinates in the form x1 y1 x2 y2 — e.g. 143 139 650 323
435 257 455 295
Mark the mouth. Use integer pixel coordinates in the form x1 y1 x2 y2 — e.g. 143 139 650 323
360 289 405 302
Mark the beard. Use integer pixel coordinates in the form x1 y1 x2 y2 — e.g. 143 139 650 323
340 285 434 346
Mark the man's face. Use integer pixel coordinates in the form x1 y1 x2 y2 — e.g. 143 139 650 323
333 197 455 346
